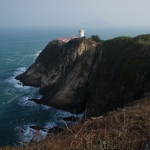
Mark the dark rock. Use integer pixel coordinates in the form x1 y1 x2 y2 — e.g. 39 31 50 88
63 116 78 122
29 98 40 102
16 35 150 118
15 38 98 113
30 126 46 131
29 126 64 134
48 127 64 134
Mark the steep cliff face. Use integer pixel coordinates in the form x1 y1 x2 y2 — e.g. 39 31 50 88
87 35 150 116
16 38 98 112
16 35 150 116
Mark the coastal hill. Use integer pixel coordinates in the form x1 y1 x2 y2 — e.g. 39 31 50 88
2 97 150 149
16 34 150 117
16 38 98 113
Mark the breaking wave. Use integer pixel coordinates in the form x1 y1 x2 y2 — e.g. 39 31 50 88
4 66 83 145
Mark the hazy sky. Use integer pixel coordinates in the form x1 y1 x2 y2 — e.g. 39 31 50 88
0 0 150 28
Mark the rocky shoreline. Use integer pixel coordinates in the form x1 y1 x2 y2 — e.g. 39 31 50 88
16 35 150 117
16 38 99 114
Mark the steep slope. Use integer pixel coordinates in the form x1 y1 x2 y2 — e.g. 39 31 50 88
16 38 98 113
16 34 150 116
87 35 150 116
2 97 150 149
28 97 150 150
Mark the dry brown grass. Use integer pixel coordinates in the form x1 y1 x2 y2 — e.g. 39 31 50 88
1 97 150 150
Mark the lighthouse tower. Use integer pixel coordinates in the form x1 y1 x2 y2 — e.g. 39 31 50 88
78 28 84 38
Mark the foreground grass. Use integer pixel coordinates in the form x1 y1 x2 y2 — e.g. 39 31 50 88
1 97 150 150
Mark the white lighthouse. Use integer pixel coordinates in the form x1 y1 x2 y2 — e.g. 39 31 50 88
78 28 84 38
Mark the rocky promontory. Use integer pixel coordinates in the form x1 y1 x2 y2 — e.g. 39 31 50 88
16 38 98 113
16 35 150 117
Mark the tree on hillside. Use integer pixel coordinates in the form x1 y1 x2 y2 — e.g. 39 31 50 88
90 35 101 43
82 36 86 39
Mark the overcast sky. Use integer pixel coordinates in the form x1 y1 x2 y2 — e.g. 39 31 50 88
0 0 150 28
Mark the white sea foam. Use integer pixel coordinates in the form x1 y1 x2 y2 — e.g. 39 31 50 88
5 67 44 108
7 76 29 89
41 104 50 110
14 67 27 76
14 110 83 145
5 67 29 89
44 121 56 129
18 96 51 110
56 109 75 118
15 124 48 145
19 97 38 107
34 50 42 59
46 106 84 122
15 121 56 145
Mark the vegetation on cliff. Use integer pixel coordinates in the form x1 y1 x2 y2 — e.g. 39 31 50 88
16 34 150 117
87 34 150 116
90 35 101 42
27 97 150 150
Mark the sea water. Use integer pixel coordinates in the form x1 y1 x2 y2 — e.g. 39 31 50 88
0 26 150 146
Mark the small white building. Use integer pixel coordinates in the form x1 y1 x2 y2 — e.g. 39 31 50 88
78 28 84 38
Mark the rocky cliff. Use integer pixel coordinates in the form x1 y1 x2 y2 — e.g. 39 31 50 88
87 35 150 116
16 38 98 113
16 35 150 116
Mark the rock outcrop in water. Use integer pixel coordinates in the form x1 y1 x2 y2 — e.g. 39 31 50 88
16 35 150 117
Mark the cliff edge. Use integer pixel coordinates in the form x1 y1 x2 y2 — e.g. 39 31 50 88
16 38 98 113
16 35 150 116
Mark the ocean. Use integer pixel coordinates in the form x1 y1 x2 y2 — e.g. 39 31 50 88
0 26 150 146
